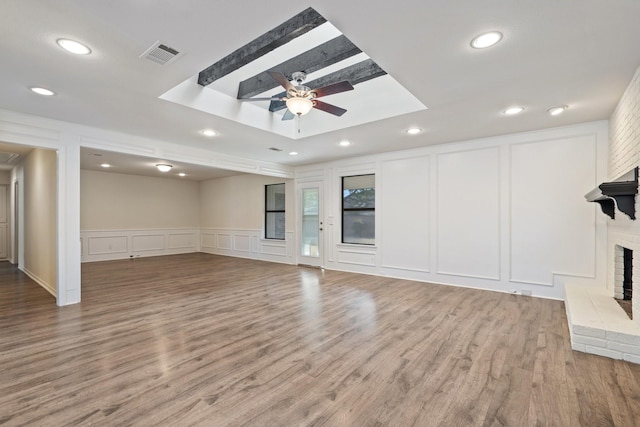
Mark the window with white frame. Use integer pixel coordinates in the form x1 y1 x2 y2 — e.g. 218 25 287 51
265 183 285 240
342 174 375 245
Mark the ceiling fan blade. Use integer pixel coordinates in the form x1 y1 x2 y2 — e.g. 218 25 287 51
238 97 282 101
268 71 296 93
311 81 354 98
282 109 295 121
312 100 347 116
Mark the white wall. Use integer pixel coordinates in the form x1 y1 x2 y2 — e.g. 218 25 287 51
81 170 200 229
23 148 57 296
200 174 295 264
297 121 608 300
80 170 201 262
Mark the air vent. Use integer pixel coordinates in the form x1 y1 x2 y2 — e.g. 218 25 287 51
268 147 283 152
140 41 181 66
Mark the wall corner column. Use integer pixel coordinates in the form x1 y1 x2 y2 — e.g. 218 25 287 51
57 133 81 305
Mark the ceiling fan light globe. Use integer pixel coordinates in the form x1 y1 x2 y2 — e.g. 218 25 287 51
286 97 313 116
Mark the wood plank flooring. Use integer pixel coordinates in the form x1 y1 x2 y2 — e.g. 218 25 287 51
1 253 640 426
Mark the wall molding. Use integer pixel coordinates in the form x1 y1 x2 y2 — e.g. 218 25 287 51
81 228 199 262
200 228 295 265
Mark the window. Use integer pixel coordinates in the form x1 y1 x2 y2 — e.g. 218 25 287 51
342 174 375 245
265 183 285 240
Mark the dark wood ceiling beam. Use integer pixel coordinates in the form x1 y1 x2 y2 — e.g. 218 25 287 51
269 59 387 112
237 35 361 99
198 7 326 86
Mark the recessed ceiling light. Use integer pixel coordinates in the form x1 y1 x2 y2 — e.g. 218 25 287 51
56 38 91 55
406 127 422 135
548 105 568 116
178 172 186 177
100 163 111 168
30 87 55 96
503 107 524 116
201 129 217 137
289 151 298 156
339 140 351 147
156 164 173 172
471 31 503 49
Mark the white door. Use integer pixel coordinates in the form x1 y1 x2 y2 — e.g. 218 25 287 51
298 182 323 267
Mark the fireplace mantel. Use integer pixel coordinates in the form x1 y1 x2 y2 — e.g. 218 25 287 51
585 167 638 220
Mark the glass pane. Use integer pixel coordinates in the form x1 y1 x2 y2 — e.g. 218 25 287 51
301 188 319 257
266 183 285 210
265 212 285 240
343 175 375 209
343 211 375 245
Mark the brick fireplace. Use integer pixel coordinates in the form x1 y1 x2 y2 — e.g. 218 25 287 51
564 64 640 363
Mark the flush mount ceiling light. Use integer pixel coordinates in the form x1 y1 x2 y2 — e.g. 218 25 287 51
56 38 91 55
406 127 422 135
470 31 503 49
30 87 55 96
503 106 524 116
156 164 173 172
100 163 111 168
285 97 314 116
289 151 299 156
201 129 217 137
178 173 186 177
339 140 351 147
548 105 568 116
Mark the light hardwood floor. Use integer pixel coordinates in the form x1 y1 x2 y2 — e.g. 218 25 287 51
1 253 640 426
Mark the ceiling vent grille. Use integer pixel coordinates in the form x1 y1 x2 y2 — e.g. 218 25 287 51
140 41 181 66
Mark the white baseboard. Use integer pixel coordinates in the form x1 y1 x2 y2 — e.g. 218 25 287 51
23 266 56 297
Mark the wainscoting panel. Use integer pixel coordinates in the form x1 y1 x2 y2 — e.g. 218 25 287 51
132 234 165 252
380 156 430 273
510 135 597 286
81 229 199 262
233 233 252 253
87 235 128 256
217 234 233 250
168 232 198 249
336 245 377 267
199 229 294 264
436 147 501 280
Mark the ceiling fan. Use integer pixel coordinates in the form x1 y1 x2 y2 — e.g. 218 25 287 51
240 71 354 120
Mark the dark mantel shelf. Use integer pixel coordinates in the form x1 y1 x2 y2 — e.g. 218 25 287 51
585 167 638 220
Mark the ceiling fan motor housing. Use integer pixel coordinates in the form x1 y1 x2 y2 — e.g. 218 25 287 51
291 71 307 84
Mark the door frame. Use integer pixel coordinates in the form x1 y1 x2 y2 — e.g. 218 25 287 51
296 181 324 267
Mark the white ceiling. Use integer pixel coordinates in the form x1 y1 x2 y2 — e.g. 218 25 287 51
1 0 640 174
80 148 242 181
